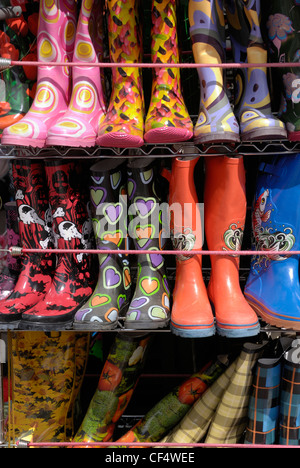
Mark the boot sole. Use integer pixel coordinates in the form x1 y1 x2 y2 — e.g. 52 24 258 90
144 127 193 144
241 127 287 141
170 320 216 338
246 296 300 332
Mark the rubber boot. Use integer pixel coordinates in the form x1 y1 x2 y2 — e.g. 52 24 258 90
168 156 215 338
73 332 151 445
225 0 286 141
73 159 132 330
144 0 193 143
124 159 170 329
96 0 144 148
46 0 106 147
188 0 240 144
278 346 300 445
0 1 38 135
204 341 267 444
0 160 55 329
262 0 300 141
204 155 260 337
9 331 89 444
244 337 293 445
1 0 77 147
19 160 95 330
0 201 22 301
244 154 300 331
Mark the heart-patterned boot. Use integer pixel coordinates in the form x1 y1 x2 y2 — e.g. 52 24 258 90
124 158 170 330
73 159 132 329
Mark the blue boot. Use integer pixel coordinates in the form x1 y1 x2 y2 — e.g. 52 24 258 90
245 153 300 331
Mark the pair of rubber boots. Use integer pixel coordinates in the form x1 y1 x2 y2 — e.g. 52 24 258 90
245 153 300 331
0 159 95 330
1 0 193 149
189 0 287 144
9 330 90 444
73 157 170 331
168 154 260 339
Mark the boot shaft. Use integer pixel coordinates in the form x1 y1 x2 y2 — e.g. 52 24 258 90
12 159 55 251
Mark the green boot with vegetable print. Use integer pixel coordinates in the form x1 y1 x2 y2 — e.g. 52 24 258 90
113 355 228 445
72 332 151 445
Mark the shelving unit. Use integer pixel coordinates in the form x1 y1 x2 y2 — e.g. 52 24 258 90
1 0 300 450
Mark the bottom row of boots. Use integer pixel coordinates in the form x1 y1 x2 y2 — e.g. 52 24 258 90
0 152 300 336
4 332 300 447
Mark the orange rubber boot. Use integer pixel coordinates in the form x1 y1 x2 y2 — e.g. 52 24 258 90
204 155 260 337
169 156 215 338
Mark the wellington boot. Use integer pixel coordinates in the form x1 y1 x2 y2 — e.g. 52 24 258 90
9 331 89 445
244 154 300 331
0 202 22 301
279 347 300 445
225 0 286 141
0 1 38 135
74 159 132 330
188 0 240 144
20 160 95 330
0 160 55 329
244 337 293 445
124 159 170 329
96 0 144 148
46 0 106 147
144 0 193 144
168 156 215 338
204 155 260 337
262 0 300 141
204 341 267 444
1 0 77 148
73 332 150 445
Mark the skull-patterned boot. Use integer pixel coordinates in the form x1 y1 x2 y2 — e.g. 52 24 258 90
20 160 95 330
73 159 132 330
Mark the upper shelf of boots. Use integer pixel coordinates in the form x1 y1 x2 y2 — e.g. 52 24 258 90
1 139 300 159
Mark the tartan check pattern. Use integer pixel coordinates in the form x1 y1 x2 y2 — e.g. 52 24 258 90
244 359 282 445
279 360 300 446
160 341 267 445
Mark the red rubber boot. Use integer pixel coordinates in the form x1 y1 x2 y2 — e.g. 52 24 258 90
169 156 215 337
20 160 95 330
0 160 55 329
204 155 260 337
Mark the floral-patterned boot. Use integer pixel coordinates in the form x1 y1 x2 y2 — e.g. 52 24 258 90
262 0 300 140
